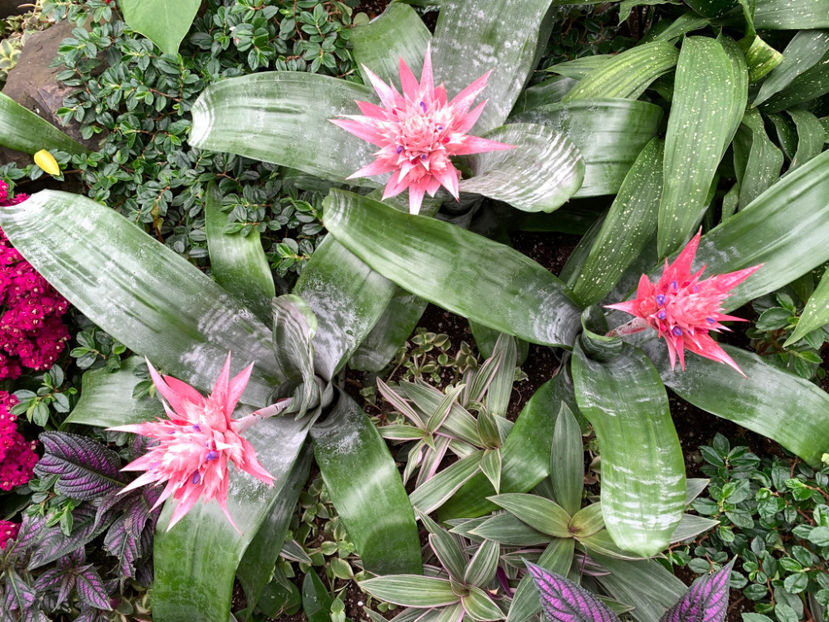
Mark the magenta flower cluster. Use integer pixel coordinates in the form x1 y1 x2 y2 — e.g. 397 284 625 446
0 180 70 380
0 519 20 551
0 390 38 493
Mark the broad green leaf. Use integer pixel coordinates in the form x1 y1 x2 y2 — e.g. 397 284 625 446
311 391 421 574
753 31 829 107
237 445 312 612
459 123 585 213
302 570 334 622
204 182 274 323
0 93 87 155
571 138 663 306
464 539 500 587
438 374 575 520
271 295 318 417
788 109 826 169
323 190 581 347
470 512 552 546
739 35 783 82
350 290 427 372
572 340 686 556
511 99 664 197
753 0 829 29
570 503 605 538
432 0 554 133
505 538 575 622
579 529 649 560
761 50 829 112
563 41 679 101
189 73 375 185
511 76 578 114
671 513 720 542
420 512 467 581
658 36 748 256
351 2 430 86
785 268 829 346
732 110 784 209
692 150 829 310
119 0 200 55
0 191 279 406
462 586 504 621
153 417 309 622
551 404 585 516
546 55 614 78
64 356 163 427
359 576 457 608
293 235 396 381
469 321 529 364
638 337 829 466
489 493 572 538
409 452 483 514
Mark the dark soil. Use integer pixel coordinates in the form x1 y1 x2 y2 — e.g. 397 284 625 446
354 0 388 19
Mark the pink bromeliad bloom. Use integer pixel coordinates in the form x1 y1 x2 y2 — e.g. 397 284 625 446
331 46 514 215
111 354 275 531
606 231 762 376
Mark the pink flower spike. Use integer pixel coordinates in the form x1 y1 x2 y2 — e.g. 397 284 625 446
333 46 515 215
606 231 762 376
109 354 274 532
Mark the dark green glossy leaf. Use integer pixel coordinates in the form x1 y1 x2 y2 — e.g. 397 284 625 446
683 0 737 17
761 50 829 112
511 76 578 114
753 0 829 30
732 109 784 209
511 99 664 197
505 538 575 622
0 93 87 156
350 290 427 372
119 0 200 55
785 268 829 346
546 55 614 79
551 404 585 516
311 390 421 575
204 182 274 323
64 357 163 427
572 340 686 556
789 109 826 169
302 570 334 622
658 36 748 256
753 31 829 107
323 190 581 348
649 12 710 41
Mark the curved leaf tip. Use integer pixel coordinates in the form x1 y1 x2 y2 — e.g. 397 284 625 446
525 560 620 622
660 558 734 622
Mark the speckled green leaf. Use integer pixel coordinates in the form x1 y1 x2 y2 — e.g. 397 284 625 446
312 391 421 575
682 0 737 17
571 138 662 306
505 538 575 622
189 73 375 186
204 182 274 323
119 0 200 55
546 55 614 79
732 109 783 209
572 339 686 556
431 0 554 133
788 109 826 169
511 99 663 197
0 93 87 155
740 35 784 83
658 36 748 256
350 290 427 372
650 12 710 41
323 190 581 347
0 191 280 405
351 2 430 86
753 0 829 30
563 41 679 101
785 269 829 346
761 50 829 112
753 31 829 107
64 357 163 427
459 122 584 213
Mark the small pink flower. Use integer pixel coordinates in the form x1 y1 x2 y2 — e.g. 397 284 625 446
332 45 514 215
0 520 19 550
606 231 762 375
111 354 274 531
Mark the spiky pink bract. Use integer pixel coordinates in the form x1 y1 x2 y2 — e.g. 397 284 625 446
331 45 514 215
606 231 761 375
110 354 274 531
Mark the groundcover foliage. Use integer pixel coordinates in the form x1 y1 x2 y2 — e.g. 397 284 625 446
0 0 827 620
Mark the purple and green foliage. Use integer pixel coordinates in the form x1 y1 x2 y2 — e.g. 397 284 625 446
526 559 734 622
34 432 127 500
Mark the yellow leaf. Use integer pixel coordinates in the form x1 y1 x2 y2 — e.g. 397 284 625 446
34 149 60 176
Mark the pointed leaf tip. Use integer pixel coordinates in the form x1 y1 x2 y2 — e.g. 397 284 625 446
525 560 621 622
659 559 734 622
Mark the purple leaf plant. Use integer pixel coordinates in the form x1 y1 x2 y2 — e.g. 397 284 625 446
526 559 735 622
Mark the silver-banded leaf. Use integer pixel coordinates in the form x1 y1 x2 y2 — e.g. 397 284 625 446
572 340 686 556
271 295 317 416
753 0 829 30
419 512 467 581
489 493 572 538
64 357 164 427
0 93 87 155
350 290 427 372
571 138 662 306
311 391 421 575
788 109 826 169
351 2 430 86
204 182 274 323
323 190 582 348
462 586 505 621
658 36 748 256
464 539 500 587
483 334 518 418
119 0 200 55
511 99 664 197
0 191 279 406
551 404 585 516
562 41 679 101
359 576 458 608
753 31 829 107
189 72 376 186
293 234 396 381
785 267 829 346
732 109 784 209
506 538 575 622
432 0 555 133
469 512 552 546
409 452 483 514
153 416 309 622
458 122 585 213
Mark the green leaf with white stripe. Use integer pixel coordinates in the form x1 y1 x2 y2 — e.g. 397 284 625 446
464 539 500 587
189 73 376 186
204 182 274 323
572 339 686 556
785 269 829 346
511 99 663 197
546 55 614 79
0 191 279 405
470 512 551 546
431 0 555 133
571 138 662 307
0 93 88 156
359 576 458 608
562 41 679 101
459 123 585 213
753 31 829 107
64 357 163 427
739 35 783 83
658 36 748 257
489 493 572 538
462 586 504 621
351 2 430 87
409 452 484 514
323 190 582 347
